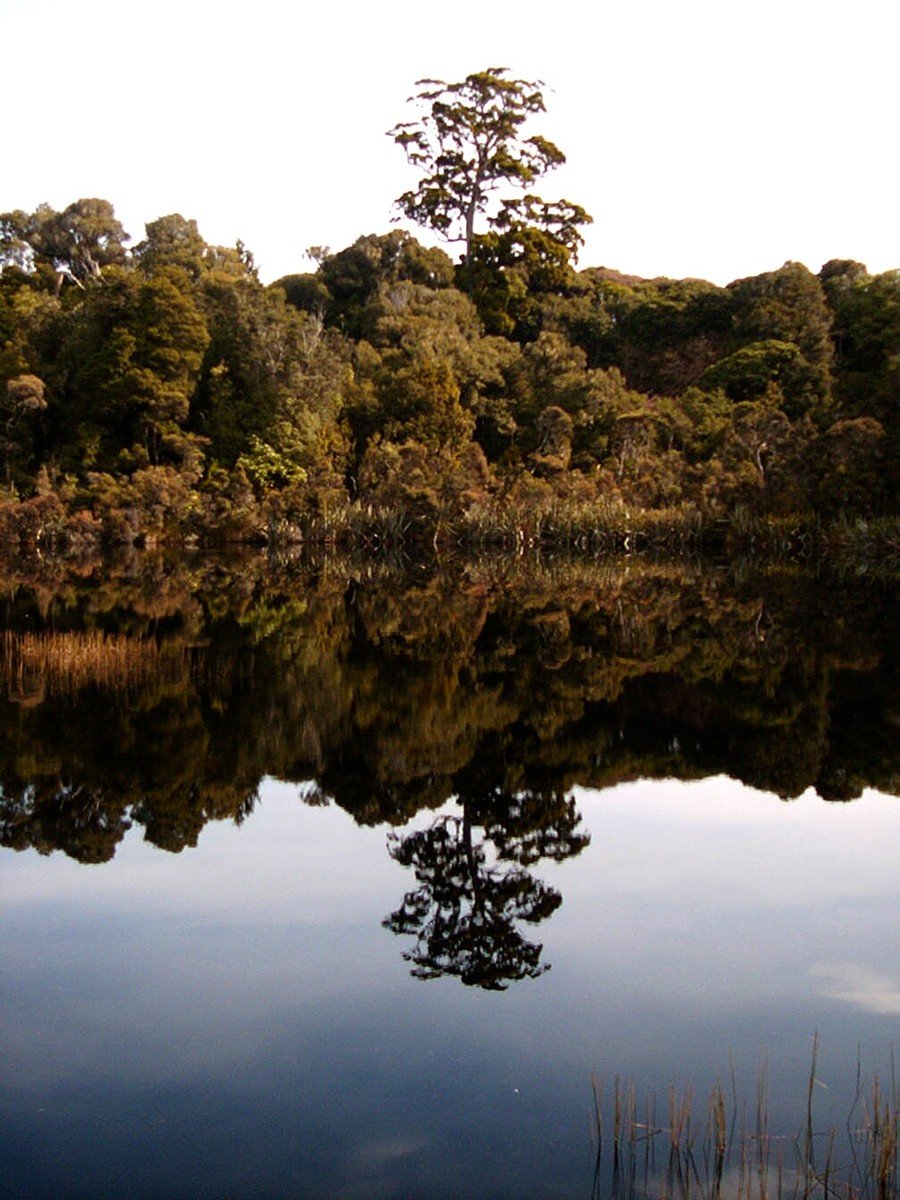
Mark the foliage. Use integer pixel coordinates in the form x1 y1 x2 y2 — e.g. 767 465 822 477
726 261 834 411
133 214 209 280
59 266 210 471
699 338 824 417
460 199 591 339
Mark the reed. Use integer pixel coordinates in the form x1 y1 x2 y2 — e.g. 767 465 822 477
253 494 899 569
590 1044 897 1200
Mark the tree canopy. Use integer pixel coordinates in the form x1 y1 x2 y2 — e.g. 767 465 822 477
0 199 128 295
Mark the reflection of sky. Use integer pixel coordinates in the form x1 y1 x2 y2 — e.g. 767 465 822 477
1 777 897 1199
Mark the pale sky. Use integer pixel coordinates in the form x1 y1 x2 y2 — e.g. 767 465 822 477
2 0 897 286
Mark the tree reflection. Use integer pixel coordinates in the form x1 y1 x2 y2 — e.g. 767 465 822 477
0 556 895 873
384 786 589 989
0 781 130 863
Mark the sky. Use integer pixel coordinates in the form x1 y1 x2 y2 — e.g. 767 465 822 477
2 0 897 286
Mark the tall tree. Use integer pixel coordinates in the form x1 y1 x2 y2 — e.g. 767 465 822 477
389 67 584 265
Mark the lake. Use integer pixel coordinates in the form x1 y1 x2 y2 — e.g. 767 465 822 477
0 553 896 1199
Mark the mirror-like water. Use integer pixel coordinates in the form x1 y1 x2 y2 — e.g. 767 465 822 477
0 556 896 1198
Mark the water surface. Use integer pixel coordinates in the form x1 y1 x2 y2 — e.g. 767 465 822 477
0 556 896 1197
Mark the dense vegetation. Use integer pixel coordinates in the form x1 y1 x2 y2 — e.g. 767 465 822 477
0 71 896 554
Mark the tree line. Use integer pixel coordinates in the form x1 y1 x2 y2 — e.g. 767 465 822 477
0 69 896 551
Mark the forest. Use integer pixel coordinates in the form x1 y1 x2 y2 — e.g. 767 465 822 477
0 70 897 556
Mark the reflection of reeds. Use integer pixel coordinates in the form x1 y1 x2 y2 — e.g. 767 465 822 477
591 1043 897 1200
1 630 185 701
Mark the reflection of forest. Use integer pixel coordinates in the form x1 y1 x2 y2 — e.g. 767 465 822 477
0 552 895 867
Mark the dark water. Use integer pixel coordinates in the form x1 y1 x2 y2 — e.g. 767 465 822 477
0 555 896 1198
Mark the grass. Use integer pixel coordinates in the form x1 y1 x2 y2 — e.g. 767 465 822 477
590 1040 897 1200
291 499 899 575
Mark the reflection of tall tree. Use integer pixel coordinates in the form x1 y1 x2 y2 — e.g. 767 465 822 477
383 788 589 990
467 785 591 866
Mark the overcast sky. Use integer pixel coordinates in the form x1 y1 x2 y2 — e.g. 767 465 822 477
2 0 897 286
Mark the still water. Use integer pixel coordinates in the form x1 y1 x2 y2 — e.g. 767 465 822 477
0 555 896 1198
